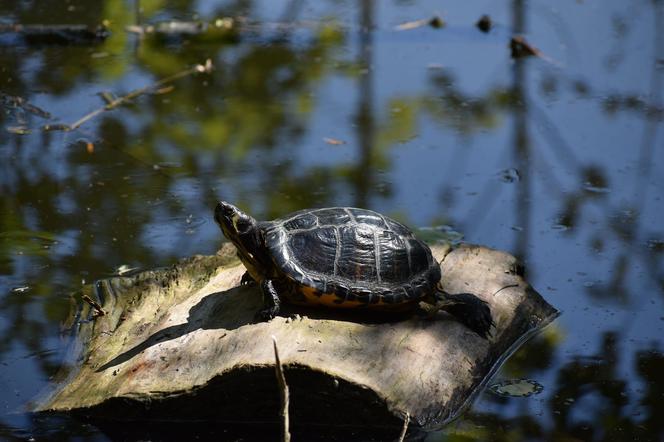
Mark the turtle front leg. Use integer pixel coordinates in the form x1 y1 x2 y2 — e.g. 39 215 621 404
256 279 281 321
240 271 255 285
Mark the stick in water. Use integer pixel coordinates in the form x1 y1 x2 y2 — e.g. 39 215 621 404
397 411 410 442
272 335 291 442
44 59 213 132
82 294 106 316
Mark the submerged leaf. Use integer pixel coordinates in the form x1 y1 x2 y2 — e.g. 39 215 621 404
489 379 544 397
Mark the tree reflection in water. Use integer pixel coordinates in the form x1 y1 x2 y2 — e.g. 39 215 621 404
0 0 663 440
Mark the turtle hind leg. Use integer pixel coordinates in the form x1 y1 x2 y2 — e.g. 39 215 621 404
255 279 282 322
435 292 494 339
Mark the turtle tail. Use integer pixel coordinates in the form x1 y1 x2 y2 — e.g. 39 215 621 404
435 292 494 339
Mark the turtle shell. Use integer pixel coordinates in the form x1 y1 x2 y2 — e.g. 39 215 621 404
262 207 441 307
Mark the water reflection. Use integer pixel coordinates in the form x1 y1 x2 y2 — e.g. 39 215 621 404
1 0 663 440
451 334 664 441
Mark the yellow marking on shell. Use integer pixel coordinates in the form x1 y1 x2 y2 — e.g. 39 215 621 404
286 285 417 311
284 286 362 308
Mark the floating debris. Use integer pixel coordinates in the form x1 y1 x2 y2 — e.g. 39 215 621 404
582 168 609 194
6 125 31 135
395 15 445 31
551 222 571 232
323 137 346 146
489 379 544 397
646 239 664 252
154 85 175 95
510 35 541 59
43 59 213 132
154 161 182 169
42 123 71 132
82 294 106 317
429 16 445 29
583 183 610 194
115 264 140 276
97 91 116 105
476 15 492 33
11 286 30 294
126 18 236 37
1 91 51 118
499 168 520 183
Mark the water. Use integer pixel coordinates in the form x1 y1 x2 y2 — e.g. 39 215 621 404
1 0 663 440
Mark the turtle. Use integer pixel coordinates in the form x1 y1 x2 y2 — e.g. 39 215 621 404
214 201 493 338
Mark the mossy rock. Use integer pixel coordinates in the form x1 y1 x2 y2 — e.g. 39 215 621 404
33 243 558 439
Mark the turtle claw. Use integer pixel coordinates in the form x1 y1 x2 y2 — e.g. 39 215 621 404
240 271 255 286
254 307 278 322
255 279 281 322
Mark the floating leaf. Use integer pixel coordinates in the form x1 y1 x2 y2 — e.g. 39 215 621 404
323 137 346 145
510 36 541 59
489 379 544 397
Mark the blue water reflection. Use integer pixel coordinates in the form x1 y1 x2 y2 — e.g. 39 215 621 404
1 0 662 440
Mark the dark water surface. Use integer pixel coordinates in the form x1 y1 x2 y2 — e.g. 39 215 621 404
1 0 663 440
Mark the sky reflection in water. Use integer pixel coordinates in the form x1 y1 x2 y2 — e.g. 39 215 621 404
0 0 663 440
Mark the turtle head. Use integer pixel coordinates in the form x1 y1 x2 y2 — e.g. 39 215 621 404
214 201 267 281
215 201 256 242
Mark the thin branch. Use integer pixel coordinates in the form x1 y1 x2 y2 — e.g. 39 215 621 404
397 411 410 442
1 92 51 118
272 336 291 442
395 16 444 31
82 294 106 317
44 59 213 132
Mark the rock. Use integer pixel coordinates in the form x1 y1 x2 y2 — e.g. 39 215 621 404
33 243 558 439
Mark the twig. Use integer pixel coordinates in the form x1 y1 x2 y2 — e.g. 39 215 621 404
510 35 540 58
1 92 51 118
509 35 560 66
44 59 213 132
397 411 410 442
272 336 291 442
395 16 444 31
82 294 106 317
